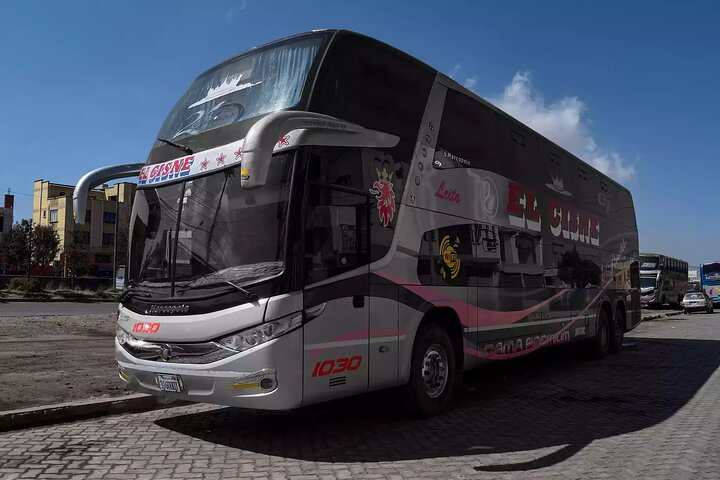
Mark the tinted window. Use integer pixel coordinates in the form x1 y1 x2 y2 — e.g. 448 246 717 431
435 90 499 171
305 146 400 267
304 185 369 285
310 33 434 192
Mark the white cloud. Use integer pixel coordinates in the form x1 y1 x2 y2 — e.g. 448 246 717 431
226 0 247 21
463 76 478 90
489 72 635 183
449 64 479 92
449 64 462 80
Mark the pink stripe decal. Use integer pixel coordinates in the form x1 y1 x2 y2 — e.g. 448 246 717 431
376 271 571 328
465 275 616 360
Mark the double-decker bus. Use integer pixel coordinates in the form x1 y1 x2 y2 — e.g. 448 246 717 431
700 262 720 305
639 253 688 308
73 30 641 415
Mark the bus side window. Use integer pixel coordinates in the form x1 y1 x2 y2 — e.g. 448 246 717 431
435 89 499 171
304 147 371 285
304 185 369 285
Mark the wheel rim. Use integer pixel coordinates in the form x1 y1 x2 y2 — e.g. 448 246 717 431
421 344 448 399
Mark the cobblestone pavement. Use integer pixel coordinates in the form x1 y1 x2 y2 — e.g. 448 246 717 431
1 313 719 479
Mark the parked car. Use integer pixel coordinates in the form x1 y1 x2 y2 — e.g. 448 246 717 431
115 266 125 291
681 292 714 314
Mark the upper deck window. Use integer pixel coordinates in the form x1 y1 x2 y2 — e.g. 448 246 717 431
156 36 324 144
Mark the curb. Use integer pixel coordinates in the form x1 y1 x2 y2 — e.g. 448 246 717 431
0 394 188 432
641 311 684 322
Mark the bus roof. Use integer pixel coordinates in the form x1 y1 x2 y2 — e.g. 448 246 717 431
195 29 632 195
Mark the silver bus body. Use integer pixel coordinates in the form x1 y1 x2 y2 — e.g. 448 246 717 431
75 30 641 412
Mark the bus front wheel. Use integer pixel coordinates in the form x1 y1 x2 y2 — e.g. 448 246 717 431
402 323 457 417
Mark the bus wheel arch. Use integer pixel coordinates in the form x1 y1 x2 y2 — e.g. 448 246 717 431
400 306 463 416
417 307 464 372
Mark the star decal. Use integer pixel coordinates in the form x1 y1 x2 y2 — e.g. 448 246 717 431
216 152 227 166
234 147 243 159
200 158 209 170
277 135 290 148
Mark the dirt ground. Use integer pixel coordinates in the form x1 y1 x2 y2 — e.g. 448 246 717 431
0 313 130 411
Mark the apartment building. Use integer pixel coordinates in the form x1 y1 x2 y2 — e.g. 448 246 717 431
33 180 135 277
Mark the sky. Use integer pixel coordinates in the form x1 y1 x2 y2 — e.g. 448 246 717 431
1 0 719 265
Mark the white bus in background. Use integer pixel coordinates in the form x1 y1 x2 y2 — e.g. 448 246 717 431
73 30 641 415
688 265 700 292
639 253 688 308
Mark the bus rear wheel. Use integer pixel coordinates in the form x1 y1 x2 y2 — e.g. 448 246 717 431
590 308 610 358
402 323 457 417
609 308 624 354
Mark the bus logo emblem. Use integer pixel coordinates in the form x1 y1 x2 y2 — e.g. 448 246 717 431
545 172 573 197
479 176 498 218
369 168 396 228
440 235 461 280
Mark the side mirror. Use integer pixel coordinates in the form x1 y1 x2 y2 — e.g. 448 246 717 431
73 163 144 224
241 111 399 189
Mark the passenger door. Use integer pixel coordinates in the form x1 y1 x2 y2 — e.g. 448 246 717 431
302 147 371 405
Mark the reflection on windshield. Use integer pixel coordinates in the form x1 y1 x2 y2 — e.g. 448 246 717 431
155 37 323 144
180 261 284 289
703 263 720 274
640 277 657 289
129 154 294 293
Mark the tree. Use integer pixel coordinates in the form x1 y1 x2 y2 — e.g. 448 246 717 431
63 231 90 280
0 220 32 276
33 224 60 273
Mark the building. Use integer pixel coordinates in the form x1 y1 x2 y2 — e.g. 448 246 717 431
0 194 12 235
689 265 700 291
33 180 136 277
0 194 15 274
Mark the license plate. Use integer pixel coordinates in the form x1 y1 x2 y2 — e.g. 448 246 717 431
156 374 183 392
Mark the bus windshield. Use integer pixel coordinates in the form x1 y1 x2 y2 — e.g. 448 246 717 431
640 276 657 289
128 154 294 293
702 262 720 284
156 36 324 145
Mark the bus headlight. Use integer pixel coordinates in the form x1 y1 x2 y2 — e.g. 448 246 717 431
217 312 302 353
116 325 132 346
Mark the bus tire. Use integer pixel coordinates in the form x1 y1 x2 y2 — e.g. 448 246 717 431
590 307 610 358
402 323 457 417
609 308 624 354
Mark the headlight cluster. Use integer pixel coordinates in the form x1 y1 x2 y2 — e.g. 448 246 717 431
217 312 302 353
116 325 132 345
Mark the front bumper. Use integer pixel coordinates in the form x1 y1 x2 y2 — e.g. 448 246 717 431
116 327 304 410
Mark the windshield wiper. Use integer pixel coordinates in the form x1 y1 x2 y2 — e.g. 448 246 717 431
176 279 258 302
220 280 259 302
117 285 156 302
157 137 194 155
